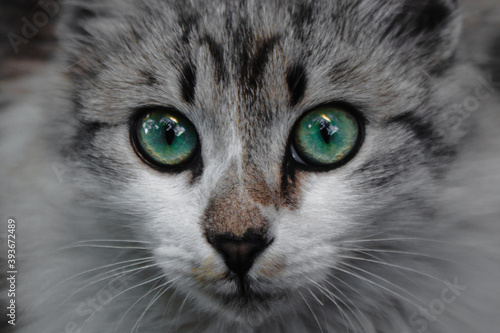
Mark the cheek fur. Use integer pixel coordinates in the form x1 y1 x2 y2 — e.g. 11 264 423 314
271 175 358 270
123 173 212 259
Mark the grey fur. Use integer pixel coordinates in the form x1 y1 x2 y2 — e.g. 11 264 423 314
1 0 500 332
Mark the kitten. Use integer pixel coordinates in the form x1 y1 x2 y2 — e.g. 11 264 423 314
1 0 500 332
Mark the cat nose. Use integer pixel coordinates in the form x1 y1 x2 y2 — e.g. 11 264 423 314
210 233 270 278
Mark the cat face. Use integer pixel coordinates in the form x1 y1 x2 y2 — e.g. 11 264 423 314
62 0 464 325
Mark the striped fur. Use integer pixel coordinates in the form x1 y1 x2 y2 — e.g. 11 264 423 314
1 1 500 332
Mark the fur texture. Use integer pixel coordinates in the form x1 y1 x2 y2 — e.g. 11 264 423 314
1 0 500 332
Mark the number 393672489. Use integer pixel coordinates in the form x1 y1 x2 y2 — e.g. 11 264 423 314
7 219 16 271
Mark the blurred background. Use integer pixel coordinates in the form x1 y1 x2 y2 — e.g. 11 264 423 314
0 0 57 79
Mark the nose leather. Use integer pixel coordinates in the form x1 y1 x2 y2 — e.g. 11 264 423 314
209 231 270 278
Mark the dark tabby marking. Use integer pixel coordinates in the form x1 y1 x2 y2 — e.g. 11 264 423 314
387 111 438 147
286 64 308 106
71 121 133 184
280 154 302 210
250 36 280 88
387 111 456 163
199 35 227 84
178 13 199 44
290 2 314 37
139 70 158 86
356 151 413 187
180 62 197 105
240 36 280 92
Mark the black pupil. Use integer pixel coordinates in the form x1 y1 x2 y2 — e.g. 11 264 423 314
165 121 177 145
319 119 334 144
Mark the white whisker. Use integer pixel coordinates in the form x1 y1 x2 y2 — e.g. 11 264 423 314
298 290 324 333
306 277 356 332
340 246 459 265
52 263 159 315
59 244 152 250
340 261 427 305
336 253 443 283
173 290 193 332
330 265 452 332
113 277 178 333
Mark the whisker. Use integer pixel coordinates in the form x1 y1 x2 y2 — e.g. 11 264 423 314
29 257 155 313
336 253 443 283
132 279 180 333
162 285 183 330
332 265 422 309
129 280 165 333
53 263 159 315
173 290 193 332
327 271 393 314
340 237 450 244
317 277 372 332
340 250 421 286
340 246 460 265
306 278 355 332
339 261 427 305
58 244 152 250
87 272 166 325
53 257 155 290
63 239 154 246
298 290 324 333
82 274 164 330
308 287 324 306
330 265 453 332
113 277 179 333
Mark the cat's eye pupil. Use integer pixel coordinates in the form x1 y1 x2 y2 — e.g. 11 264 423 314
165 122 177 146
319 118 338 144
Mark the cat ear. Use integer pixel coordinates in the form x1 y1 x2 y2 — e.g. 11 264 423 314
381 0 461 73
56 1 132 74
59 1 108 45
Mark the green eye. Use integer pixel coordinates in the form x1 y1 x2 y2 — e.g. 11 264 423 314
292 106 361 167
134 109 199 167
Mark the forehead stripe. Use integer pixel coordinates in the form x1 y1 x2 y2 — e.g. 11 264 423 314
243 36 280 89
180 62 197 105
286 63 307 107
199 35 227 84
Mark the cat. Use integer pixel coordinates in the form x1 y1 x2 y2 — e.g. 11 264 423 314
1 0 500 332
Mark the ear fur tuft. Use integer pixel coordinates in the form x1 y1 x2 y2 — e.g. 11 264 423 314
381 0 461 72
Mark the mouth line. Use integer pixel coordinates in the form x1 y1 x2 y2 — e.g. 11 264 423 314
221 276 288 307
221 270 253 297
193 267 291 306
